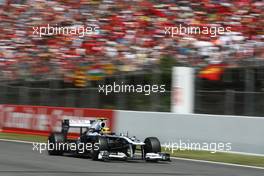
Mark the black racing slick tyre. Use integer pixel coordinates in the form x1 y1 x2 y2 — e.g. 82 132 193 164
144 137 161 154
91 136 108 161
48 132 66 156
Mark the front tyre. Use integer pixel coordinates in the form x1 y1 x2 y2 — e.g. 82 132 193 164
144 137 161 154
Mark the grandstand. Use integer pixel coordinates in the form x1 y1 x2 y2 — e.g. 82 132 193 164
0 0 263 115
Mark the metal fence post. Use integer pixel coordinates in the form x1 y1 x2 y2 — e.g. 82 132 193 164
0 84 7 104
65 89 75 107
244 69 255 116
195 74 201 114
224 90 235 115
150 66 161 111
89 88 99 108
116 74 126 110
40 88 47 106
19 86 29 105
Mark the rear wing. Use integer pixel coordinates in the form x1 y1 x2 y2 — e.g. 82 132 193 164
61 119 93 135
68 119 92 127
61 119 107 135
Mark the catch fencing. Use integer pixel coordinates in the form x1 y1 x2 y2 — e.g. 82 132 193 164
0 84 263 116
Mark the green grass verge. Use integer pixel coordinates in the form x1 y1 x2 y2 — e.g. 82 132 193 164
0 132 47 142
162 148 264 168
0 132 264 168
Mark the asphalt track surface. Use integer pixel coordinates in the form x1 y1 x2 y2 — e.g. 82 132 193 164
0 141 263 176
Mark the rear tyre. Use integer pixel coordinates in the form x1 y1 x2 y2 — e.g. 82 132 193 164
144 137 161 154
48 132 66 155
91 136 108 160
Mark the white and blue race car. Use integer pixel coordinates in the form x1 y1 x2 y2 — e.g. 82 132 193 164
47 119 170 162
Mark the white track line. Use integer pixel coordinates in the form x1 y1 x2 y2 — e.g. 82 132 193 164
161 145 264 157
0 138 264 170
0 138 34 144
170 156 264 170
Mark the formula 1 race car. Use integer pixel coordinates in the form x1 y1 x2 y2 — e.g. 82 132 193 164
47 119 170 162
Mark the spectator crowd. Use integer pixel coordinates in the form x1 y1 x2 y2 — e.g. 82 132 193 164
0 0 263 81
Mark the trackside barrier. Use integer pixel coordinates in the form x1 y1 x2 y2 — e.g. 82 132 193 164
1 105 264 155
0 104 114 136
115 111 264 155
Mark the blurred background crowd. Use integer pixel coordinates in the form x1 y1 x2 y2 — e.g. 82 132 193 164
0 0 263 82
